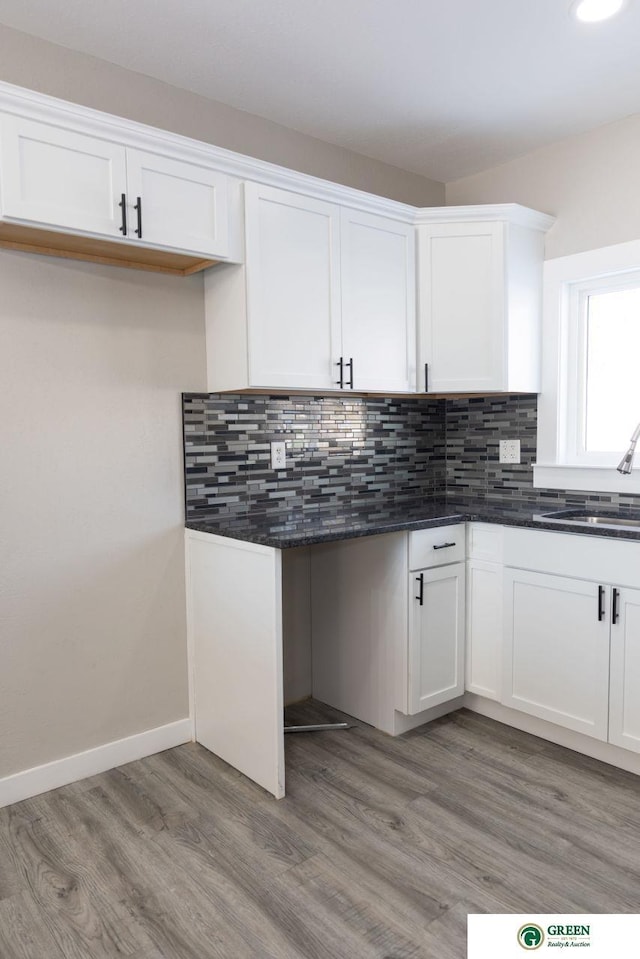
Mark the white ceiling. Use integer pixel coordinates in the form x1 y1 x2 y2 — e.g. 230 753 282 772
0 0 639 181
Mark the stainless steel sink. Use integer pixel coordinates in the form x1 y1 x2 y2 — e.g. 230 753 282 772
536 510 640 531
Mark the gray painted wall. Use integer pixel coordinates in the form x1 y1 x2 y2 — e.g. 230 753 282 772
0 253 205 777
446 115 640 259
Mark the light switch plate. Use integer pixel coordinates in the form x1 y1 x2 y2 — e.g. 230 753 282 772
499 439 521 464
271 441 286 470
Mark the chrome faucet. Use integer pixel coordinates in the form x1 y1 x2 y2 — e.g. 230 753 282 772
617 421 640 474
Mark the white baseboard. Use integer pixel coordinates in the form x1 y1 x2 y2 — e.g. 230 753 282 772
464 694 640 776
0 718 192 810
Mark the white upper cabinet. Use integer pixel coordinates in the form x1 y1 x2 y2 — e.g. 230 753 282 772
340 209 415 393
206 183 417 393
245 183 342 390
0 114 127 237
0 112 230 261
125 149 229 258
417 207 554 393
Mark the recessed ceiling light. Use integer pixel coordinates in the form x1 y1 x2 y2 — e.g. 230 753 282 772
572 0 626 22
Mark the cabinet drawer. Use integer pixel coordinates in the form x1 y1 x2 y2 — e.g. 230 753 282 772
409 524 465 570
503 527 640 588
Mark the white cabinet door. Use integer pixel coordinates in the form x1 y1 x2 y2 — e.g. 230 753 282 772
503 569 610 740
418 221 505 392
609 586 640 754
466 560 502 700
0 114 127 236
245 183 342 390
340 209 415 393
125 149 228 258
408 563 465 714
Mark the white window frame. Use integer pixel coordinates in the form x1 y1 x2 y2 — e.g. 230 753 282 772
535 238 640 494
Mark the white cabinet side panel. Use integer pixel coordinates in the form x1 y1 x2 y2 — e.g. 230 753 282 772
311 532 408 733
505 223 544 392
187 532 284 798
204 262 250 392
282 547 312 706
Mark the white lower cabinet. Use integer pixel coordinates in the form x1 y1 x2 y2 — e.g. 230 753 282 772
501 528 640 755
503 569 610 740
465 523 503 701
609 586 640 753
186 524 640 800
409 562 465 714
310 526 465 734
466 560 502 700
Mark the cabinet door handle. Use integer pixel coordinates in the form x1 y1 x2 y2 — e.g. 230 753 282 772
598 585 605 622
415 572 424 606
433 542 456 550
134 196 143 238
346 357 354 389
612 588 620 625
335 357 344 388
118 193 127 236
424 363 429 392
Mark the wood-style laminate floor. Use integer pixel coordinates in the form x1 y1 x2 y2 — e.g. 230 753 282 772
1 703 639 959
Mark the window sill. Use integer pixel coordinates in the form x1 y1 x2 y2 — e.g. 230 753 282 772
534 464 640 495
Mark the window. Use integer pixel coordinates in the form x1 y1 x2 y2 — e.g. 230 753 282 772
536 239 640 493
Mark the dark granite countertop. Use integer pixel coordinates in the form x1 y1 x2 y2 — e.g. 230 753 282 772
185 496 640 548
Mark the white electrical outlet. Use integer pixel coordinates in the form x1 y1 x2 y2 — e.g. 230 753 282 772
271 441 287 470
499 439 521 464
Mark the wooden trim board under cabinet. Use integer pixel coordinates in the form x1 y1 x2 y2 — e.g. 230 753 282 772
0 221 218 275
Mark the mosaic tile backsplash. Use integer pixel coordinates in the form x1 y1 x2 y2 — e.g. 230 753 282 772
183 393 446 517
445 394 640 510
183 392 640 520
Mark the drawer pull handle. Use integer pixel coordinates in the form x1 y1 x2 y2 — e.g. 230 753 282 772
134 195 143 238
346 357 354 390
118 193 127 235
598 585 605 622
415 572 424 606
433 542 456 550
612 587 620 624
